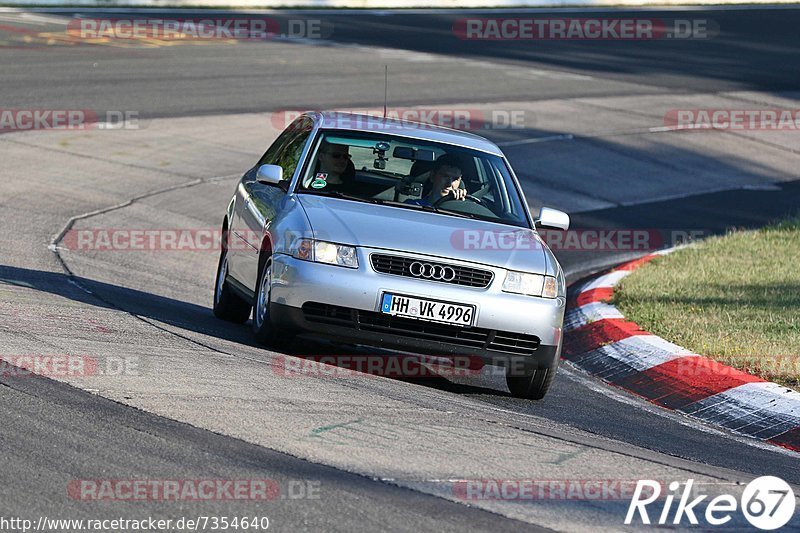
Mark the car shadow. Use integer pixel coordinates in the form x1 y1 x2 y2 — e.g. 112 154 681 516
0 264 507 396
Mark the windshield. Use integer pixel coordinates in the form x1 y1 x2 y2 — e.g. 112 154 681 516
296 130 531 229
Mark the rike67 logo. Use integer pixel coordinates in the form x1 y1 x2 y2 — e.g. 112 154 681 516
626 477 796 530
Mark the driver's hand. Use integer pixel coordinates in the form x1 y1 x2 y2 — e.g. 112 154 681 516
446 186 467 201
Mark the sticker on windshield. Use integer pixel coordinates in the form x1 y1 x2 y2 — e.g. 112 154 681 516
311 173 328 189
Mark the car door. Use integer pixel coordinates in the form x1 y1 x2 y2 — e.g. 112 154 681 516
232 118 313 292
228 123 297 288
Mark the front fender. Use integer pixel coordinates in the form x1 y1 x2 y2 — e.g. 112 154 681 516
266 194 313 257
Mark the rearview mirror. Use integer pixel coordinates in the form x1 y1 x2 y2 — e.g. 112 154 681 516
536 207 570 231
392 146 436 161
256 164 283 186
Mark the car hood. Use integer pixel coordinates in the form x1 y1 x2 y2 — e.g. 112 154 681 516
297 195 550 274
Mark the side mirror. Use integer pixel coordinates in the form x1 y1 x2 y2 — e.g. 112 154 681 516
256 164 284 186
536 207 570 231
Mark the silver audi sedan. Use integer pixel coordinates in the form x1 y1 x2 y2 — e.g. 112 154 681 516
213 112 570 399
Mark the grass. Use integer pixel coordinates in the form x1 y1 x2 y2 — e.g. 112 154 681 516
614 216 800 390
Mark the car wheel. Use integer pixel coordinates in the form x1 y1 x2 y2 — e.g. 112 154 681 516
506 353 560 400
252 256 294 348
213 243 251 323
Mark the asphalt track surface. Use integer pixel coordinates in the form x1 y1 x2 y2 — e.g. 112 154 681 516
1 7 800 532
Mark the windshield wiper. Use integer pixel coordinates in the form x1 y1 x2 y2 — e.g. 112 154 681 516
374 198 485 221
300 190 426 210
369 198 475 218
424 205 483 221
371 198 425 209
300 190 378 203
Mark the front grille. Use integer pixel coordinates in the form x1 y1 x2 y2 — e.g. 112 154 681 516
301 302 540 356
370 254 493 288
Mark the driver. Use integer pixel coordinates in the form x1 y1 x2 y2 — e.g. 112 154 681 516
406 154 467 206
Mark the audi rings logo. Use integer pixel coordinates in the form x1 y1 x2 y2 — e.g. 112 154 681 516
409 261 457 281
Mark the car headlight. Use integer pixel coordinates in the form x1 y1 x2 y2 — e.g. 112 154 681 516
502 271 559 298
291 239 358 269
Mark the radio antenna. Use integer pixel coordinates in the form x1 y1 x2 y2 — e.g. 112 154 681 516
383 65 388 118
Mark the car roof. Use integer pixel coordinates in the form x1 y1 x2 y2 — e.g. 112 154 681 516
307 111 504 156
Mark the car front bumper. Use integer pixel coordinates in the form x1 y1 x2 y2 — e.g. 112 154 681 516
269 250 564 368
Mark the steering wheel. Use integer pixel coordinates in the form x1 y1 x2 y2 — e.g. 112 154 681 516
433 192 484 208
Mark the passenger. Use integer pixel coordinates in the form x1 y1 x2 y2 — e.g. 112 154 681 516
406 154 467 206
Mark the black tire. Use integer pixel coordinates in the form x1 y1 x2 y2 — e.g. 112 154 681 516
506 351 560 400
252 256 294 349
213 240 251 323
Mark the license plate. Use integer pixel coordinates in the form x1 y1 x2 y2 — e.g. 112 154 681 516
380 293 475 327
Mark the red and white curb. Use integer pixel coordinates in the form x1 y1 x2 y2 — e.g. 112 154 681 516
563 252 800 453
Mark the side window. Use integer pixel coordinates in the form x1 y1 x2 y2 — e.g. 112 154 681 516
258 128 295 167
276 127 312 182
257 117 309 167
